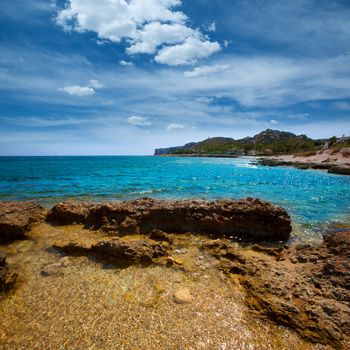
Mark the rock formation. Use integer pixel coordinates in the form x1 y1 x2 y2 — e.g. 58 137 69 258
47 198 292 242
54 238 169 266
203 229 350 348
0 252 17 293
0 201 47 242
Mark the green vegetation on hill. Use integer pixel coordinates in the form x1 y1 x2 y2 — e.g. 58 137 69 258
154 129 349 156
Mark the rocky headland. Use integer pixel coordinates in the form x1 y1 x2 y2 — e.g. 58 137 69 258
0 199 349 349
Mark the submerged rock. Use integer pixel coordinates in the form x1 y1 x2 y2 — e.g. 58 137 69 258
173 288 193 304
0 201 47 242
47 198 292 242
53 238 169 266
0 252 17 293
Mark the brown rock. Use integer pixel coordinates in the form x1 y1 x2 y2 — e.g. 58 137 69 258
0 201 47 242
46 202 93 225
211 230 350 348
48 198 292 242
53 238 168 266
149 229 171 242
173 288 193 304
0 253 17 293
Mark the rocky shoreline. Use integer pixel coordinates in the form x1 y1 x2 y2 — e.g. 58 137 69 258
0 199 349 348
257 148 350 175
257 158 350 175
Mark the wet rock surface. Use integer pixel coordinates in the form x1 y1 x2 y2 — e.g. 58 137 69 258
203 230 350 348
53 238 169 266
47 198 292 242
0 252 17 293
0 201 47 242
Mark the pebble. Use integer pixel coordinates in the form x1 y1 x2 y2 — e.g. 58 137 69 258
174 249 187 255
173 288 193 304
41 263 63 277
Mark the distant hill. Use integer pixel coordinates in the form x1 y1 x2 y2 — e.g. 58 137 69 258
154 129 349 156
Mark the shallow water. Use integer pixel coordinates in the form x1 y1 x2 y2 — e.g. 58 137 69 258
0 156 349 228
0 224 317 350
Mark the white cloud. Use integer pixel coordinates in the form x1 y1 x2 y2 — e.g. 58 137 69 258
59 79 104 96
270 119 278 124
184 64 231 78
127 22 193 55
155 37 221 65
208 22 216 32
59 85 95 96
119 60 133 66
333 101 350 111
167 123 185 131
127 116 151 126
89 79 104 89
56 0 220 65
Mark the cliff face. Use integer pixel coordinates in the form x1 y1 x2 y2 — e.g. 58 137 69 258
154 142 196 155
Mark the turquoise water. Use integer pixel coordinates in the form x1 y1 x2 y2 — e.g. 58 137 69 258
0 156 349 227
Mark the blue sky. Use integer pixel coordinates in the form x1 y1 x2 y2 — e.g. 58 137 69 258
1 0 350 155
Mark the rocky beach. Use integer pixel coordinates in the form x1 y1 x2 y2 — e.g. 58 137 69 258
257 148 350 175
1 199 349 349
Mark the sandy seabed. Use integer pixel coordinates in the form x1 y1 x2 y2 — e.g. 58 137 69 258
0 223 317 350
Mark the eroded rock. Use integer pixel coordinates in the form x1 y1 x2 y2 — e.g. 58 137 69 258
53 238 169 266
47 198 292 242
0 252 17 293
0 201 47 242
203 231 350 348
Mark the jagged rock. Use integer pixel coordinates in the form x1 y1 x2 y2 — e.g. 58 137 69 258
47 198 292 242
204 231 350 348
46 202 94 225
0 201 47 242
0 252 17 293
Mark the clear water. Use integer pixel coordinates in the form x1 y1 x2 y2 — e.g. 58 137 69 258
0 156 349 226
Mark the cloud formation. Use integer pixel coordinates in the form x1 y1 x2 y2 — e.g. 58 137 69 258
167 123 185 131
56 0 220 65
184 64 231 78
59 85 95 96
59 79 104 96
127 116 152 126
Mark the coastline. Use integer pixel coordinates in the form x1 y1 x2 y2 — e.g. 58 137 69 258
257 148 350 175
1 199 349 348
155 153 240 158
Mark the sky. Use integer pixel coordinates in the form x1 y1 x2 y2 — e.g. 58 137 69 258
0 0 350 155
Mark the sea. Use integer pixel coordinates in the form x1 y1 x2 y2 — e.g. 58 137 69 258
0 156 349 231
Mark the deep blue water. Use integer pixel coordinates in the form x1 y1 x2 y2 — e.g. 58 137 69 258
0 156 349 227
